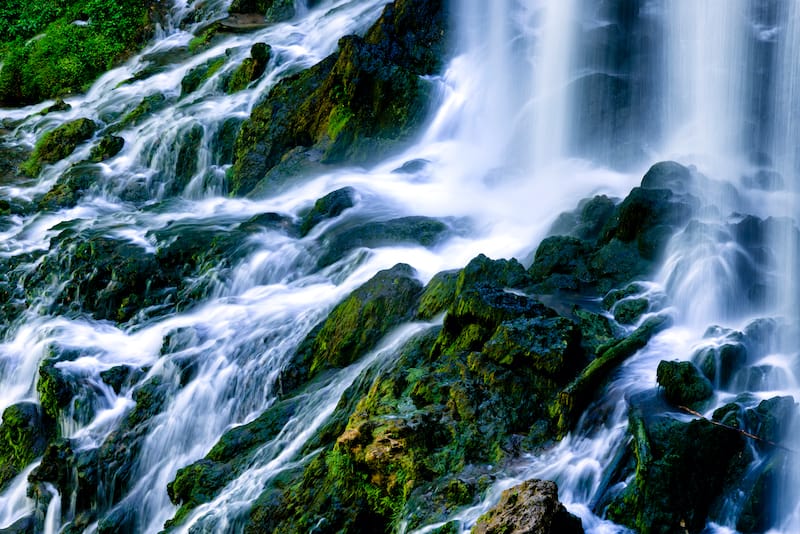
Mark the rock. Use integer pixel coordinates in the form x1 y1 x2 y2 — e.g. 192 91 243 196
40 98 71 115
89 135 124 162
112 93 168 131
37 163 101 211
230 0 449 196
168 122 204 195
612 297 648 324
299 186 356 236
606 392 747 533
100 365 145 394
640 160 693 192
181 57 226 97
227 43 271 93
303 263 423 374
528 236 592 293
483 316 583 377
0 516 35 534
692 342 747 389
20 118 97 176
416 269 459 320
471 479 584 534
551 315 670 436
228 0 301 23
28 232 169 322
744 396 797 448
316 216 448 267
0 402 53 490
37 358 77 421
655 360 713 409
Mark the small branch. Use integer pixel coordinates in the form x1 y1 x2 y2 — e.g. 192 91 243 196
678 405 799 454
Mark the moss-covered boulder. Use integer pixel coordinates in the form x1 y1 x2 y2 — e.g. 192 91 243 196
530 161 697 295
656 360 713 409
230 0 449 197
316 216 449 267
472 479 583 534
20 118 97 176
0 402 53 490
181 57 226 97
300 263 423 376
27 232 168 322
228 0 305 22
299 186 356 237
227 42 271 93
606 393 747 534
166 397 301 526
416 269 459 320
89 135 125 162
37 163 101 211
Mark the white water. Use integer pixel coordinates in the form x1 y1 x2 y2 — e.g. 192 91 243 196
1 0 799 533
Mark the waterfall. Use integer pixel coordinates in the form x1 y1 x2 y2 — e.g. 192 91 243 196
1 0 800 533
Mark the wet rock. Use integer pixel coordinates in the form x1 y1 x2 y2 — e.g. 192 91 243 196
736 449 787 533
20 118 97 176
692 342 747 389
744 396 798 448
181 57 226 97
230 0 449 196
29 232 169 322
316 216 448 267
606 392 746 534
551 315 670 436
89 135 125 162
298 263 423 376
112 93 168 131
213 117 243 166
100 365 146 394
228 0 303 23
227 42 271 93
40 98 71 116
483 316 583 377
416 269 459 320
165 396 302 526
472 479 584 534
298 186 356 236
612 297 648 324
37 163 101 211
0 402 53 490
0 516 34 534
168 122 204 195
392 158 429 174
640 160 693 192
37 358 78 421
656 360 713 409
529 236 593 293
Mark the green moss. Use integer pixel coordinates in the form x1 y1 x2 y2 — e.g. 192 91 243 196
0 0 157 105
327 104 354 141
181 57 225 97
0 402 53 490
21 118 97 176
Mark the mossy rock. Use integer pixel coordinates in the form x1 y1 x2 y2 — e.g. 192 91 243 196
306 263 423 374
20 118 97 176
0 402 53 491
228 0 300 22
113 93 168 130
483 316 583 377
416 269 459 320
655 360 713 409
229 0 449 197
89 135 124 162
37 163 101 211
613 297 649 324
181 57 226 97
472 479 584 534
606 393 746 534
226 43 271 93
37 358 77 421
743 396 798 447
316 216 449 267
299 186 356 237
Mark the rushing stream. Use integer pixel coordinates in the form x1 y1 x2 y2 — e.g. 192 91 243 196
1 0 800 533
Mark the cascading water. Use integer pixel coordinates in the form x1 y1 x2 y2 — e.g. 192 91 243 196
2 0 800 533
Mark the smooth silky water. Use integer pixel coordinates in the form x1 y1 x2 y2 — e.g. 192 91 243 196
2 1 800 532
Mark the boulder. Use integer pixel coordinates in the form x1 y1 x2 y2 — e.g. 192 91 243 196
299 186 356 236
89 135 125 162
606 393 746 533
20 118 97 176
656 360 713 409
0 402 53 490
471 479 584 534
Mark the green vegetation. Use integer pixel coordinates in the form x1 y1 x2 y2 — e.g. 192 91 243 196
0 0 158 105
21 117 96 176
